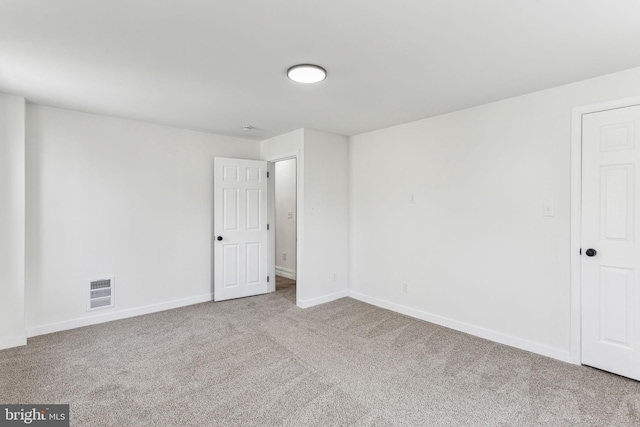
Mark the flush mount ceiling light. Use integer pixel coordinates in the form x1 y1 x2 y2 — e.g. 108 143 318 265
287 64 327 83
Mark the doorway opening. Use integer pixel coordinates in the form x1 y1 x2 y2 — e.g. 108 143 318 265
272 157 297 304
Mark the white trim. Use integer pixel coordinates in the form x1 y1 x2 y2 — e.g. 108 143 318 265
267 161 276 292
26 293 213 337
349 290 572 363
570 105 583 365
275 266 296 280
0 335 27 350
262 151 299 162
297 290 348 309
570 95 640 365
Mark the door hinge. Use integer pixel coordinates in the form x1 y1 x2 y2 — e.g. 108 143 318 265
267 224 270 230
579 248 582 255
267 276 270 282
267 171 270 178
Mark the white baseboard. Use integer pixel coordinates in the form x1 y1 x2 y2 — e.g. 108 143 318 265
0 335 27 350
298 290 348 309
275 266 296 280
348 290 572 363
26 293 213 338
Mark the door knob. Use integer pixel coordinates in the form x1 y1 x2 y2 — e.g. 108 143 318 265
585 248 597 257
217 236 223 241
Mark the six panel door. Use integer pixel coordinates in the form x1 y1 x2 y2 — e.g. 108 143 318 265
214 157 268 301
582 104 640 380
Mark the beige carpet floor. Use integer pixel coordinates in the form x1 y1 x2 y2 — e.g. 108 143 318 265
2 279 640 426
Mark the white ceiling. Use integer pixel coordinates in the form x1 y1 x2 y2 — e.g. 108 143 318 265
2 0 640 140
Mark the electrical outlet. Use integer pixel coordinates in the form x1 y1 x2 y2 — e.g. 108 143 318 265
402 282 408 293
287 211 293 219
283 252 287 261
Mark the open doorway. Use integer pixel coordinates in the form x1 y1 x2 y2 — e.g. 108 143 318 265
273 158 297 302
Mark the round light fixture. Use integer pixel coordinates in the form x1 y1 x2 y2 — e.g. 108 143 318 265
287 64 327 83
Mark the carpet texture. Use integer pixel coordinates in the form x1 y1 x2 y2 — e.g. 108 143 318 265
2 278 640 426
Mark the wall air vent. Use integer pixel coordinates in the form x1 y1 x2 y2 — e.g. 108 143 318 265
87 277 114 311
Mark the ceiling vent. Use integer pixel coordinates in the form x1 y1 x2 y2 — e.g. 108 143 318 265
88 277 114 311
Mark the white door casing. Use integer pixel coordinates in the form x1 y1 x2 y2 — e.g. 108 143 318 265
581 104 640 380
214 157 268 301
264 150 302 300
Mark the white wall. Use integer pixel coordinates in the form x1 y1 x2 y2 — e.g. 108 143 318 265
261 128 349 307
275 158 297 277
349 66 640 361
25 105 259 335
0 93 26 349
303 129 349 304
261 129 304 160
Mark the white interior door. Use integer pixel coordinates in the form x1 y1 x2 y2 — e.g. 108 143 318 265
214 157 268 301
582 104 640 380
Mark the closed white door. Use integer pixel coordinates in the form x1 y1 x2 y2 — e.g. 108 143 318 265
214 157 268 301
582 104 640 380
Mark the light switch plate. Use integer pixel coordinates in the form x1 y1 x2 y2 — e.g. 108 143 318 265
543 200 555 217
